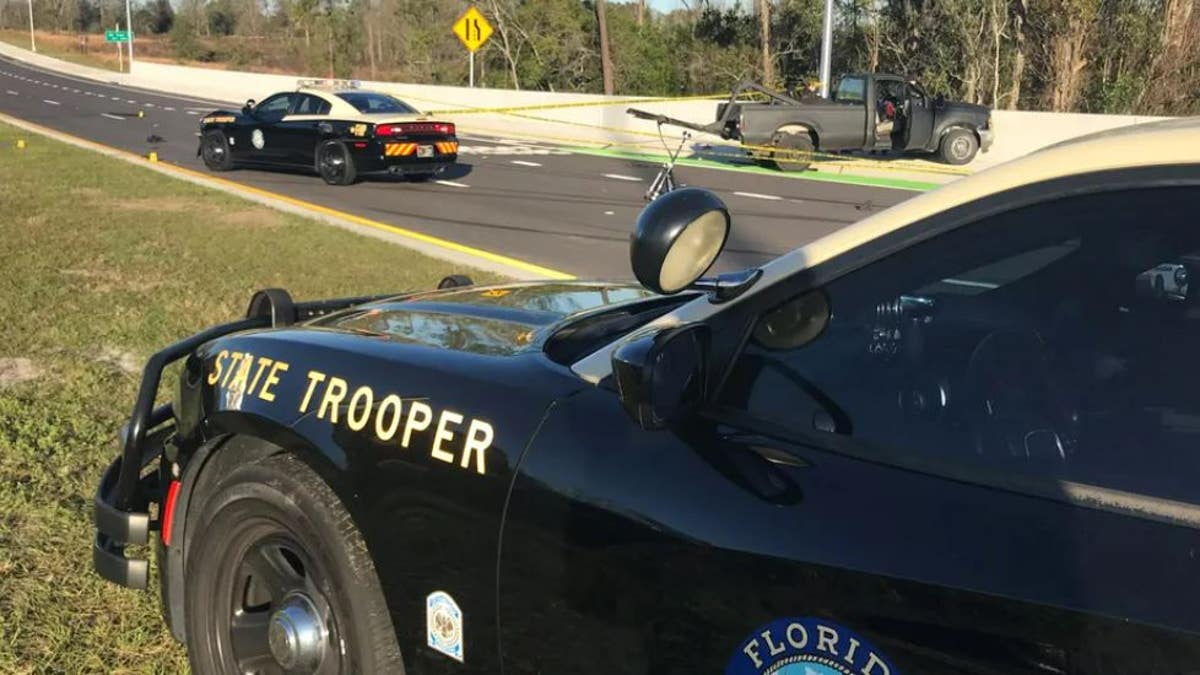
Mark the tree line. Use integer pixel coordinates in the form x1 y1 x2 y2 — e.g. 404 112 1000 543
1 0 1195 115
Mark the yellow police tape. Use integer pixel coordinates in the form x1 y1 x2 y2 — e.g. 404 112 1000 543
399 90 971 177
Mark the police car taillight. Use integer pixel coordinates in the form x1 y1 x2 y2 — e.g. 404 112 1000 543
435 123 455 135
374 123 397 136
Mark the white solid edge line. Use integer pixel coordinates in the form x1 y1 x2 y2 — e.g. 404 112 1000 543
733 191 783 201
100 113 125 121
42 99 59 105
435 180 470 188
510 160 542 167
603 173 641 182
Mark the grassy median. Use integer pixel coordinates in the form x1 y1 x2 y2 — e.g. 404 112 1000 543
0 122 497 672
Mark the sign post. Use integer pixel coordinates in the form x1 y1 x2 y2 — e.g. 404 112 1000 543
123 0 134 71
452 6 493 88
105 26 130 73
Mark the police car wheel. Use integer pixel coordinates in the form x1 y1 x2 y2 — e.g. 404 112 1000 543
183 453 403 675
939 128 979 165
317 141 358 186
771 132 813 172
201 130 234 171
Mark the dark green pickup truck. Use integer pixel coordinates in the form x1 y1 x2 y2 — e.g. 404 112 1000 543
633 74 994 171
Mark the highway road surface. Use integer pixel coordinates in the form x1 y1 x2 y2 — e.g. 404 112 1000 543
0 54 919 279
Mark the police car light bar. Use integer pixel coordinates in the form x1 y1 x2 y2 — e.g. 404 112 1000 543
296 78 361 90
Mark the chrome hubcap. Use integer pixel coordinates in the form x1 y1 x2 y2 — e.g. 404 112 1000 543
268 593 326 672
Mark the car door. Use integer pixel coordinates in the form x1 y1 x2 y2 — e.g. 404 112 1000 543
498 184 1200 673
238 93 293 164
900 82 935 151
276 93 330 166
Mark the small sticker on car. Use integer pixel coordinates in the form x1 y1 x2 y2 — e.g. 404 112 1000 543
427 591 464 662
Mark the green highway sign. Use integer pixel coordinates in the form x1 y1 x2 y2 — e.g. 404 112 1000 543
104 30 130 42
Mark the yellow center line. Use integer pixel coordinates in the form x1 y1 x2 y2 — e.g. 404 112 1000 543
0 112 575 280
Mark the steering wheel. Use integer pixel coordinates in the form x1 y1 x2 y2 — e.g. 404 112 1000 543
964 330 1079 462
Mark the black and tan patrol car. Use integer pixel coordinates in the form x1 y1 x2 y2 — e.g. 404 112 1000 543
197 80 458 185
97 118 1200 674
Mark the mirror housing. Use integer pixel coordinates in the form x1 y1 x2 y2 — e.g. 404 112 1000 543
630 188 730 295
612 324 708 430
242 99 256 115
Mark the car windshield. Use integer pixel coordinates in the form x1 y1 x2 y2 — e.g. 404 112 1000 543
336 92 417 114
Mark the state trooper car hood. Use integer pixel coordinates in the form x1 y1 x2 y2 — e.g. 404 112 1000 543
307 281 659 357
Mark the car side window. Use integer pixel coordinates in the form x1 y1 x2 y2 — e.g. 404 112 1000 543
292 94 330 116
255 94 293 117
719 187 1200 503
834 77 865 103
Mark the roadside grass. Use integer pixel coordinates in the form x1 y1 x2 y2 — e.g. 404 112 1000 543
0 122 499 672
0 30 125 72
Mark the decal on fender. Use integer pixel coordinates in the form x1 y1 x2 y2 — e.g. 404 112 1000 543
727 617 897 675
251 129 265 149
206 352 495 476
426 591 464 662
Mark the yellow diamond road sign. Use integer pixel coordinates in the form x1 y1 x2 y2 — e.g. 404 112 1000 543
452 6 493 53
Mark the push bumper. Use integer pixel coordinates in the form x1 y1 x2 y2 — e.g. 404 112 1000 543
979 127 995 153
91 287 469 589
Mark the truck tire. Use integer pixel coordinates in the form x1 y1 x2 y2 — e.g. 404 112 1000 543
939 128 979 165
317 140 359 185
771 131 814 172
183 453 404 674
200 130 235 171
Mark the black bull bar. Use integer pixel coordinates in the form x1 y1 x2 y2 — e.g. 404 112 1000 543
92 281 473 588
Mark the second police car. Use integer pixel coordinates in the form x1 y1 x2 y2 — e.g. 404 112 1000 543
197 79 458 185
97 118 1200 673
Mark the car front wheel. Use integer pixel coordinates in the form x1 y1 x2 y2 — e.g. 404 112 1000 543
183 453 402 674
316 140 358 186
939 128 979 165
201 130 235 171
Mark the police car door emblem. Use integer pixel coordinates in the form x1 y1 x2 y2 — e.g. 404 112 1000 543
251 129 265 149
727 617 897 675
426 591 464 662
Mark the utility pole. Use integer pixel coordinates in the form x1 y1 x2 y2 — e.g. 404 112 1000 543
596 0 614 95
124 0 135 70
27 0 36 52
759 0 771 86
818 0 833 97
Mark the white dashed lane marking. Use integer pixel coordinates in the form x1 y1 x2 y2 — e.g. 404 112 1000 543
164 106 175 111
435 180 470 188
603 173 641 182
186 111 199 115
510 160 542 167
43 99 60 105
733 191 783 201
100 113 125 121
5 90 17 96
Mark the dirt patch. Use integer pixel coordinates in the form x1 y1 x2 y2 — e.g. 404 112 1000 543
61 266 167 293
218 207 286 229
0 358 41 386
95 347 140 375
108 196 206 213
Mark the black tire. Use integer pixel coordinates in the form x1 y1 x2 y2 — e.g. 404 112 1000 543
938 127 979 165
770 131 814 172
184 453 403 674
201 130 235 171
316 140 358 186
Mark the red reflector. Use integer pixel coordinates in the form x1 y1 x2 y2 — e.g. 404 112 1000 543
353 142 367 148
161 479 181 546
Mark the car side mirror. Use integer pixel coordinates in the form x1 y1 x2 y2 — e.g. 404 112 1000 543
612 324 708 430
242 99 256 115
630 188 730 295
